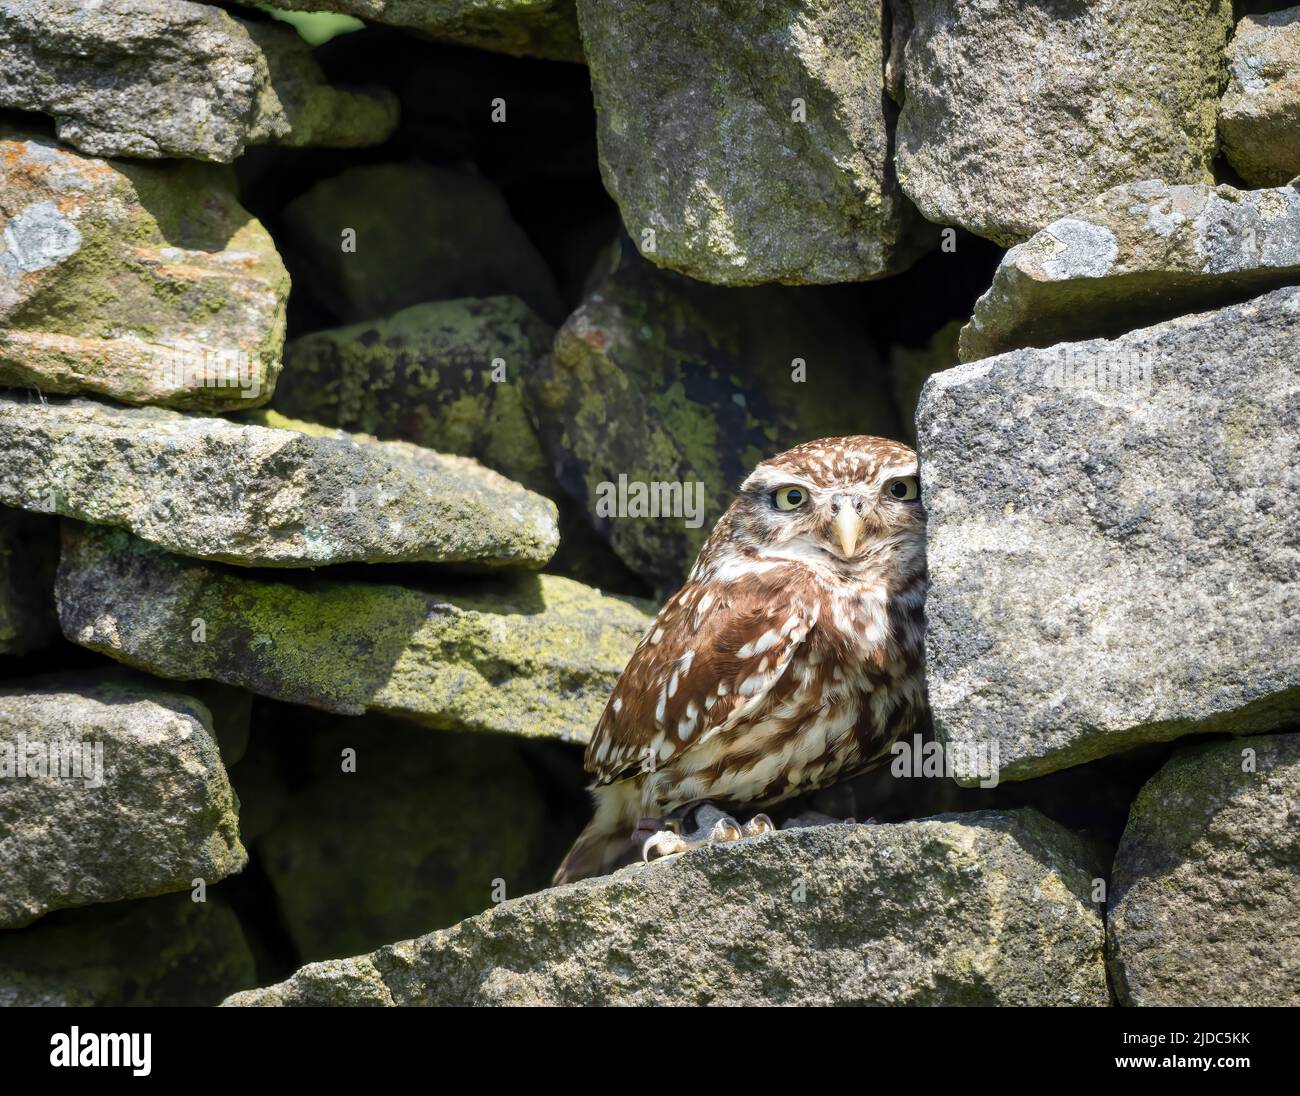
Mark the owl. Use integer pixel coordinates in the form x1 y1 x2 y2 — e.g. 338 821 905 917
553 436 928 884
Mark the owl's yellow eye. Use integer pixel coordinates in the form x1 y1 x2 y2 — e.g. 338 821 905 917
886 476 919 501
773 485 808 511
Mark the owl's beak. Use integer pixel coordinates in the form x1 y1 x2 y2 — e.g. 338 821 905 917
833 507 865 556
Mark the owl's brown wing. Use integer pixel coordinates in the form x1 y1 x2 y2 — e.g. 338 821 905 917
585 573 813 785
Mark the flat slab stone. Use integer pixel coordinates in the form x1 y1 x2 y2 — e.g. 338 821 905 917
960 182 1300 361
919 287 1300 783
56 524 654 744
0 0 398 161
233 0 584 62
222 811 1109 1006
0 397 559 569
0 672 247 928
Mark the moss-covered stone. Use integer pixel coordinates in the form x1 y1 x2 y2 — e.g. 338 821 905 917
0 892 258 1006
0 0 398 161
576 0 925 284
528 237 899 591
224 811 1109 1006
1108 732 1300 1005
281 164 564 326
0 131 289 411
0 671 247 928
0 506 57 656
0 395 559 569
239 0 584 62
57 524 655 744
256 715 556 961
1220 9 1300 187
896 0 1233 245
274 297 556 495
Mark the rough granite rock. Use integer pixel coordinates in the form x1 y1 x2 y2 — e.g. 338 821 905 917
960 181 1300 362
0 892 257 1007
919 286 1300 783
896 0 1233 246
1108 733 1300 1006
222 810 1109 1006
0 673 247 928
0 396 559 569
0 0 398 162
273 297 556 495
56 523 654 744
1220 8 1300 187
257 716 556 961
235 0 584 62
0 131 289 411
281 164 564 325
576 0 924 285
0 507 57 655
527 237 899 591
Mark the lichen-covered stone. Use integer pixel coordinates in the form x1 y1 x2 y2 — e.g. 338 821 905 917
0 672 247 928
281 164 564 325
1108 733 1300 1005
0 396 559 569
920 287 1300 783
223 810 1109 1006
896 0 1232 246
56 524 654 744
527 237 898 591
0 892 258 1007
0 131 289 411
890 321 960 444
257 715 555 961
576 0 924 285
274 297 556 495
0 507 57 656
237 0 584 62
0 0 398 162
1220 9 1300 187
960 182 1300 361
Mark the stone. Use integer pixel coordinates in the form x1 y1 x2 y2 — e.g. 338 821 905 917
0 892 258 1007
960 182 1300 362
890 320 960 444
280 164 564 325
896 0 1232 246
0 131 289 411
527 237 899 591
575 0 923 285
919 287 1300 783
256 715 558 961
1108 732 1300 1005
0 397 559 569
0 0 398 162
1220 8 1300 187
0 672 247 928
273 297 556 496
0 507 57 655
235 0 584 62
222 810 1109 1006
56 523 654 744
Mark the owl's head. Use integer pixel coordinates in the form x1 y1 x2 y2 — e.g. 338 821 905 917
731 435 925 568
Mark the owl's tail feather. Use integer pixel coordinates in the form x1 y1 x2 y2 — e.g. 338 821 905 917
552 783 640 886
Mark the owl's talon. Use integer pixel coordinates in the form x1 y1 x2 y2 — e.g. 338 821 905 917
641 829 688 863
743 813 775 837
